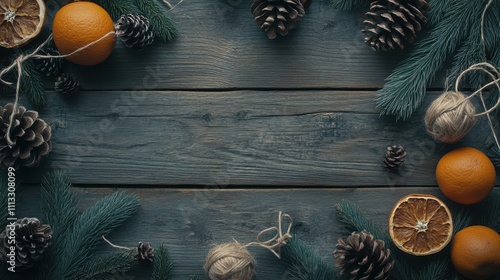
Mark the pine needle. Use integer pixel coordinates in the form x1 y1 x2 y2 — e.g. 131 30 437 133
76 251 136 280
133 0 178 42
327 0 369 11
426 0 454 27
151 244 174 280
375 0 486 121
90 0 140 21
52 191 140 280
334 200 386 239
280 234 337 280
21 59 46 109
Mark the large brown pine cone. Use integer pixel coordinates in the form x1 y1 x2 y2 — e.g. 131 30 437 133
362 0 429 51
0 103 52 168
334 230 394 280
0 218 53 270
251 0 306 39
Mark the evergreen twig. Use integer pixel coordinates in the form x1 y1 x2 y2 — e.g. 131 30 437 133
132 0 178 42
21 59 46 109
52 192 140 279
335 200 386 239
328 0 369 11
426 0 454 27
151 244 173 280
78 251 136 280
375 0 486 121
90 0 140 21
280 234 337 280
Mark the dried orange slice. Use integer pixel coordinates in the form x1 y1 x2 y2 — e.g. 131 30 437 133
388 194 453 256
0 0 46 48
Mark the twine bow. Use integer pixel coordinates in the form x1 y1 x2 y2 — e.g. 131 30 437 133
245 211 293 259
0 31 115 147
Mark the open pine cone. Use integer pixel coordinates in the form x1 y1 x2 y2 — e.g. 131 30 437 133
383 145 407 171
0 103 52 169
0 218 53 270
137 242 154 263
362 0 429 51
251 0 306 39
334 230 394 280
115 14 155 51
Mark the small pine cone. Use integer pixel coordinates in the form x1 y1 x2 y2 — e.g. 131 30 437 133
35 48 64 77
0 104 52 169
251 0 306 39
383 145 407 171
137 242 154 263
0 218 53 270
334 230 394 280
362 0 429 51
55 73 80 96
115 14 155 51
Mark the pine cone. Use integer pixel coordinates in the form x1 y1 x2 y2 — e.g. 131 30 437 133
137 242 154 263
0 104 52 169
362 0 429 51
0 218 53 270
55 73 80 96
115 14 155 51
35 48 64 77
334 230 394 280
383 145 407 171
251 0 306 39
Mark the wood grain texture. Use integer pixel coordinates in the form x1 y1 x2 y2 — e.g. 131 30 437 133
14 186 500 280
7 90 493 186
43 0 445 90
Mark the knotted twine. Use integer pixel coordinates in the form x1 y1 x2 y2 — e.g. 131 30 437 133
425 0 500 149
0 31 115 147
204 211 293 280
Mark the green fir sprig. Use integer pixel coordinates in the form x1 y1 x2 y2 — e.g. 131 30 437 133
0 171 140 280
132 0 178 42
151 244 174 280
280 234 337 280
90 0 140 21
375 0 487 121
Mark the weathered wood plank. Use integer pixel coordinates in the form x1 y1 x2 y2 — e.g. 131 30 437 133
13 186 500 279
10 90 493 185
35 0 442 90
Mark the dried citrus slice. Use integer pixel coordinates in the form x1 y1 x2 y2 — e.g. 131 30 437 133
388 194 453 256
0 0 46 48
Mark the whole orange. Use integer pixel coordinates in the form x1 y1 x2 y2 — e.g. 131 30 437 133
451 225 500 279
52 2 115 66
436 147 496 204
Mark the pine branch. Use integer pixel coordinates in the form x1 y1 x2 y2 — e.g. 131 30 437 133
375 0 486 121
132 0 178 42
470 192 500 231
426 0 454 27
77 251 136 280
151 244 173 280
40 171 79 238
21 59 46 109
90 0 140 21
280 235 337 280
334 200 386 239
52 192 140 280
327 0 369 11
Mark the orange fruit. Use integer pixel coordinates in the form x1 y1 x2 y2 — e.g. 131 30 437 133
388 194 453 256
451 225 500 280
436 147 496 205
52 2 115 66
0 0 46 48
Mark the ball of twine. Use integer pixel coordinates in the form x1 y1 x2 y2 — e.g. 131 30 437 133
425 91 477 143
204 242 256 280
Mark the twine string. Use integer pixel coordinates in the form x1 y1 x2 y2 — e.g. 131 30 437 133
102 235 133 251
0 31 115 147
245 211 293 259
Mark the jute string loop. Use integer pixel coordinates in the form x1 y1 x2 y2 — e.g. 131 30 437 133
425 0 500 148
0 31 115 147
245 211 293 259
